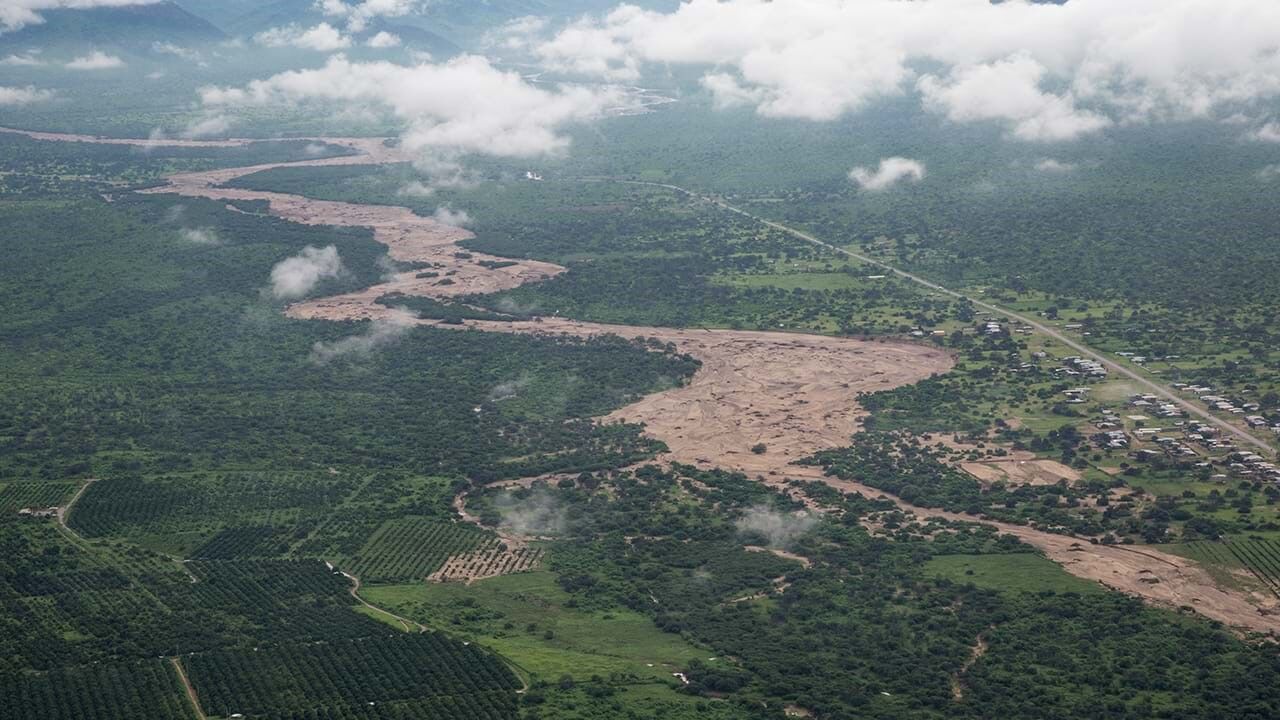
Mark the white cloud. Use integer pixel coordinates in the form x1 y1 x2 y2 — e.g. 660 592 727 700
180 227 221 246
309 310 413 364
200 54 619 164
319 0 419 33
152 41 199 61
256 23 352 52
431 205 471 227
489 16 548 51
536 0 1280 137
1257 164 1280 181
736 505 817 549
918 55 1110 141
849 157 925 191
1034 158 1077 173
396 180 435 198
366 31 400 48
700 72 764 110
0 85 54 105
1250 122 1280 143
66 50 123 70
0 53 43 66
180 114 233 139
1 0 160 32
269 245 344 299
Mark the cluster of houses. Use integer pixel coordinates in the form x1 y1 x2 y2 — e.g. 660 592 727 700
975 314 1036 337
1116 351 1181 367
1125 417 1233 460
1092 402 1280 480
1171 383 1280 434
1055 356 1108 380
1128 393 1185 419
1094 408 1130 449
1222 451 1280 482
16 506 58 519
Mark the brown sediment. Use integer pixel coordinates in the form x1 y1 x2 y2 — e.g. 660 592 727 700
20 127 1280 634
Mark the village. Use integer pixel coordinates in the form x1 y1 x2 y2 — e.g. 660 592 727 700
966 315 1280 487
1080 385 1280 484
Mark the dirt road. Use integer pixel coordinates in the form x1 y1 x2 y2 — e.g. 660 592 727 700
340 570 426 632
53 478 96 548
17 128 1280 634
169 657 207 720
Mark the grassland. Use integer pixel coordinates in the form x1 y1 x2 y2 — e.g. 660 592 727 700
924 553 1106 595
362 571 715 684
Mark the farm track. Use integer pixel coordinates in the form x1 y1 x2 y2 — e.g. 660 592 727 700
170 656 207 720
53 478 96 549
16 128 1280 635
340 570 426 633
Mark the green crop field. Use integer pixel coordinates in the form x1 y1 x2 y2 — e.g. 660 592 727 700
924 553 1106 596
363 571 714 682
347 518 491 582
0 482 79 513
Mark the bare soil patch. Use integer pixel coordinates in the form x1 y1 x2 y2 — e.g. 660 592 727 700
429 544 544 585
960 458 1080 486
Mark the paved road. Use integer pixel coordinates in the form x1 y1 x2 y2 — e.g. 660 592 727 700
620 180 1275 457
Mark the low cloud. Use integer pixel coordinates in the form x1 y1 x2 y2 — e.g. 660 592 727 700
489 16 548 51
66 51 124 70
1257 164 1280 182
269 245 344 299
494 490 567 537
180 227 221 246
431 205 471 227
152 41 199 61
1250 122 1280 143
0 53 43 66
366 31 401 48
309 310 414 364
849 157 926 191
533 0 1280 140
320 0 420 33
0 85 54 105
180 114 233 139
1 0 161 32
918 56 1110 141
488 375 531 402
1034 158 1076 173
199 54 620 177
396 180 435 198
256 23 352 52
736 505 818 549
